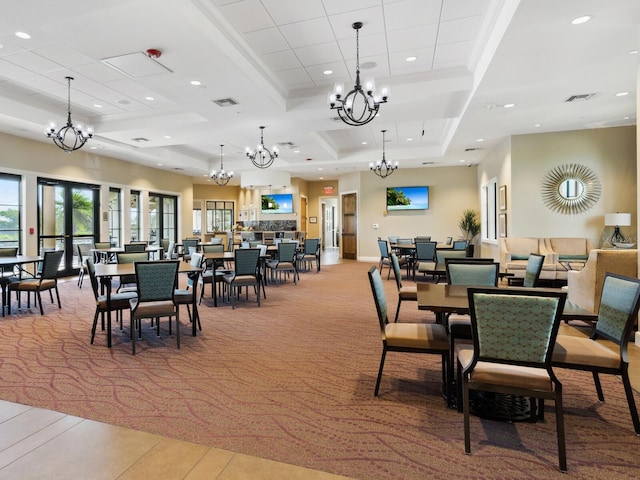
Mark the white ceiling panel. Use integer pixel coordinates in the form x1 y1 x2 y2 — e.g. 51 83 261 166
0 58 37 80
262 50 303 72
261 0 326 25
219 0 275 33
384 0 443 31
243 27 290 55
279 17 335 49
438 17 483 44
387 25 439 52
294 43 343 67
3 50 63 74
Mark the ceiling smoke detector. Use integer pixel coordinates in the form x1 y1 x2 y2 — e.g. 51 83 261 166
146 49 162 59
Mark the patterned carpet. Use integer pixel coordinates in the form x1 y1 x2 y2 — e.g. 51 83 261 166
0 261 639 479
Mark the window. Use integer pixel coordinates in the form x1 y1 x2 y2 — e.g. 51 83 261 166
481 178 497 242
109 188 121 247
193 207 202 235
149 193 177 244
0 173 21 250
206 201 234 233
130 191 140 242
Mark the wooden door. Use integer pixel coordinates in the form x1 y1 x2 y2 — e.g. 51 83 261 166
341 193 357 259
300 196 307 235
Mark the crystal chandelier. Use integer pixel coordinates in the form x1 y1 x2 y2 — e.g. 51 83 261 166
329 22 389 127
210 144 233 186
45 76 93 153
370 130 398 179
246 126 278 169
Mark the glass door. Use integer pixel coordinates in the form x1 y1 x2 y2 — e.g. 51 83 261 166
38 178 100 276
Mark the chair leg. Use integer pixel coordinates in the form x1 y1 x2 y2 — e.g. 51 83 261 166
463 378 471 454
374 348 387 396
394 298 401 323
621 368 640 434
36 291 44 315
592 371 605 402
54 286 61 309
554 389 567 472
90 310 100 344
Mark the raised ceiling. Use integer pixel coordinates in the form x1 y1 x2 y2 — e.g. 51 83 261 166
0 0 637 184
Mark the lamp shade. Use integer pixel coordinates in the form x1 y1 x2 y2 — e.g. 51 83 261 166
604 213 631 227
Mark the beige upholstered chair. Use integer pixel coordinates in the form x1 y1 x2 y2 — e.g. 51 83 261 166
553 273 640 435
368 266 449 398
566 249 637 314
459 288 567 471
10 250 64 315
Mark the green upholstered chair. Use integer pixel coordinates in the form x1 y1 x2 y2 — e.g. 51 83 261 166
115 251 149 293
124 243 146 252
266 242 298 286
181 239 199 263
0 247 18 315
378 239 405 280
553 273 640 434
223 248 261 308
523 253 545 287
413 241 437 280
368 266 449 398
76 242 93 288
174 252 203 331
390 252 417 323
129 260 180 354
87 258 137 346
10 249 64 315
459 288 567 471
297 238 320 272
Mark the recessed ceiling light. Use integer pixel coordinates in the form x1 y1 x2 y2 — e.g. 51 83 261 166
323 70 333 75
629 50 638 55
15 31 30 39
93 104 103 108
90 146 97 150
624 116 630 120
405 56 417 62
616 91 629 97
190 80 202 86
145 96 155 101
0 43 3 49
406 138 413 141
319 177 324 180
571 15 591 25
164 135 171 139
459 159 465 163
503 103 515 108
318 168 323 171
157 163 163 166
476 138 484 142
361 141 368 145
294 150 300 153
534 123 541 127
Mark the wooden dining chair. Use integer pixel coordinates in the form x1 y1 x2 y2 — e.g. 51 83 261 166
459 288 567 471
552 273 640 434
368 266 449 398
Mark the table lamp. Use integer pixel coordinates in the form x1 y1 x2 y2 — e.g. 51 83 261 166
604 212 631 244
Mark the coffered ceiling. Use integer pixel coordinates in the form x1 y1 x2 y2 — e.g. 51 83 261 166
0 0 637 185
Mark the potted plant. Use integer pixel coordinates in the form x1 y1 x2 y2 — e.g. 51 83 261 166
458 209 480 256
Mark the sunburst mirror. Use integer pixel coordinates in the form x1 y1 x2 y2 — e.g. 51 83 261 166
541 163 601 215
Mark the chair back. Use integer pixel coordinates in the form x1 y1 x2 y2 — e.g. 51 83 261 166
94 242 111 249
0 247 18 257
523 253 545 287
160 238 170 253
234 248 261 276
467 288 565 367
397 238 413 245
202 244 224 254
298 232 306 243
415 241 436 262
209 237 223 245
85 258 100 301
368 267 389 335
116 252 150 264
594 273 640 346
377 239 390 259
452 240 468 250
165 241 176 259
40 250 64 280
414 236 431 243
276 242 297 263
249 240 261 248
436 249 467 263
241 241 250 249
445 236 453 245
135 261 179 302
186 253 203 289
182 239 199 254
390 252 404 289
124 243 146 252
76 242 93 260
226 236 234 252
257 244 268 257
445 259 499 286
388 236 400 244
304 238 320 255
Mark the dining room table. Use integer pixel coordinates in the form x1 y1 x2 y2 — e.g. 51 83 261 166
94 260 201 347
91 245 164 263
0 255 43 317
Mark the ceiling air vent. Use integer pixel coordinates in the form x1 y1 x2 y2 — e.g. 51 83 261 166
464 147 480 152
565 93 596 102
212 98 238 107
132 137 149 142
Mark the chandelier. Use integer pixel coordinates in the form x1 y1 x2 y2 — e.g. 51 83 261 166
329 22 389 127
45 76 93 153
210 144 233 186
370 130 398 179
246 126 278 169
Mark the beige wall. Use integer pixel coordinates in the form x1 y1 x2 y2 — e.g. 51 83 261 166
357 166 479 260
0 132 193 255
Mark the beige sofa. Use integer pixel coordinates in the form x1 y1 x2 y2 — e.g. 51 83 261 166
567 248 638 313
501 237 597 283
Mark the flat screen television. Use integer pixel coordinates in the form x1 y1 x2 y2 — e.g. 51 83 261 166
386 186 429 211
261 193 294 214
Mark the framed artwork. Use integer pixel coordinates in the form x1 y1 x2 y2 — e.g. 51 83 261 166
309 216 318 224
499 213 507 238
499 185 507 210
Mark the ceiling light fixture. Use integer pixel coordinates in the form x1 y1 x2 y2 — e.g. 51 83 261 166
329 22 389 127
370 130 398 179
246 126 278 169
45 76 93 153
211 144 233 186
571 15 591 25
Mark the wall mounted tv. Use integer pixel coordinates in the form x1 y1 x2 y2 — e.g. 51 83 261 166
261 193 294 214
386 186 429 211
